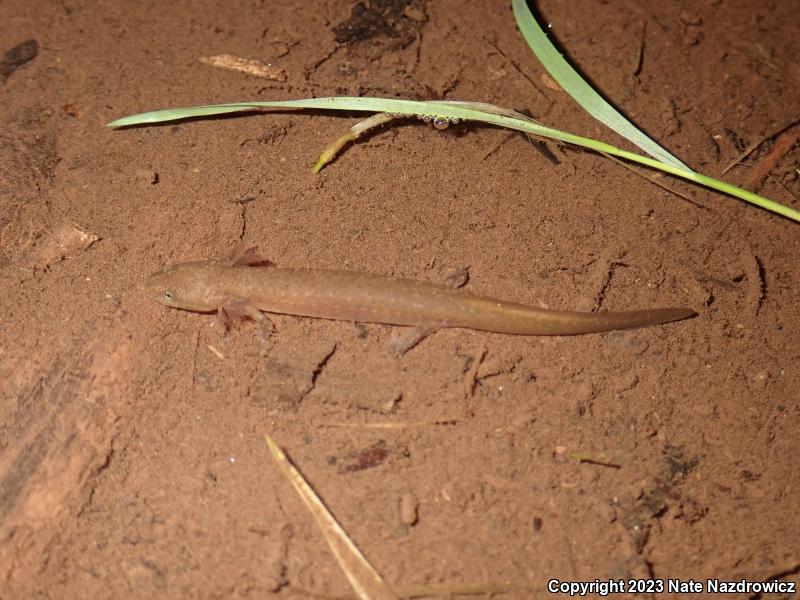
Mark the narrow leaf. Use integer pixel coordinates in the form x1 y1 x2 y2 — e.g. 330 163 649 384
512 0 689 170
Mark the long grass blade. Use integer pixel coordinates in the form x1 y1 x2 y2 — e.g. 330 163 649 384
511 0 688 171
108 98 800 221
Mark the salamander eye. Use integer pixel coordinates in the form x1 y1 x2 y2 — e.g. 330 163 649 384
163 290 174 302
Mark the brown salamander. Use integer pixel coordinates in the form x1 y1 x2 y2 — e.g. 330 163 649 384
143 248 696 339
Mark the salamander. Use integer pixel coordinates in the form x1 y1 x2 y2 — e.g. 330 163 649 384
143 248 695 341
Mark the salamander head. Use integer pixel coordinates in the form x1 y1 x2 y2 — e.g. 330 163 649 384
144 261 226 312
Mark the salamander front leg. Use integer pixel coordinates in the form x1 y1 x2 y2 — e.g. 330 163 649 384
217 298 273 340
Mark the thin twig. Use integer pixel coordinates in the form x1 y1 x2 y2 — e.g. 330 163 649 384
265 435 398 600
744 129 799 190
722 118 800 175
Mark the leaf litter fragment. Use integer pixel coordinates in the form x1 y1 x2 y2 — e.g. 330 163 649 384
199 54 286 81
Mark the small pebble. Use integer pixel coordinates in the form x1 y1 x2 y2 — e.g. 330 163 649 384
399 492 418 526
532 516 543 532
403 5 426 21
134 168 159 185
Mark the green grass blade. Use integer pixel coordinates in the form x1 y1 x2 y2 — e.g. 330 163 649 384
107 104 263 127
511 0 688 171
107 98 799 222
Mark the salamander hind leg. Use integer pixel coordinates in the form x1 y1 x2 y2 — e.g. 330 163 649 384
442 266 469 289
388 322 446 356
217 298 272 340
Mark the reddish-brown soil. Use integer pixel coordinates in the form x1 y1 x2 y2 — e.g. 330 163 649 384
2 0 798 598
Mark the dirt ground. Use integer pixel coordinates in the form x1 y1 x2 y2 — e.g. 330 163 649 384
2 0 799 598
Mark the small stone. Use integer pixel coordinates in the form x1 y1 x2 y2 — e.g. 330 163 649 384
134 168 159 185
399 492 418 526
403 5 426 22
